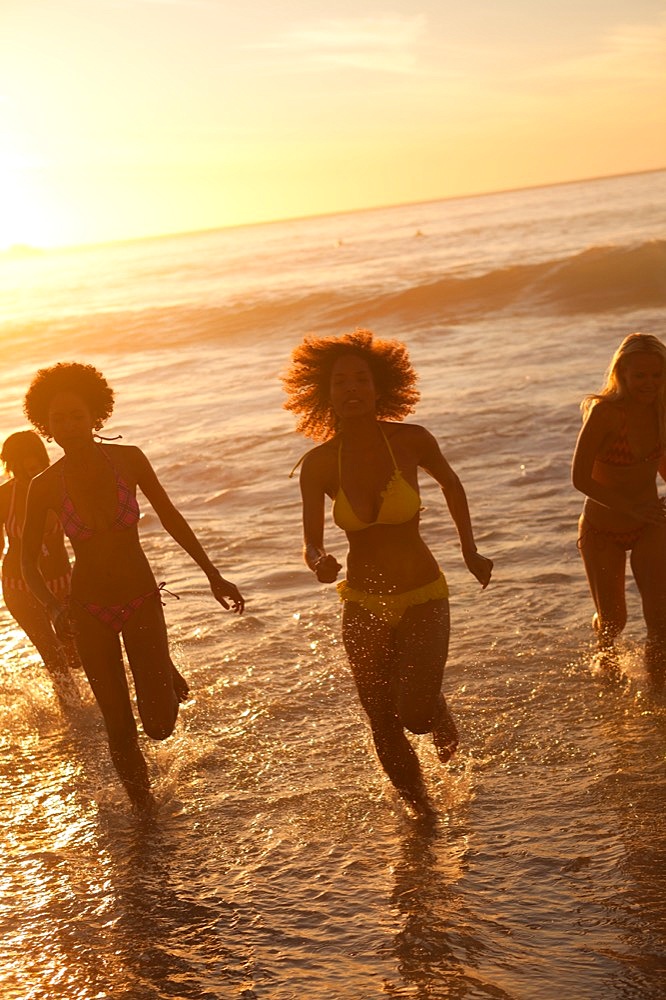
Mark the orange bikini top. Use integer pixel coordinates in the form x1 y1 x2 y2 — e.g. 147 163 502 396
597 408 662 466
332 430 421 532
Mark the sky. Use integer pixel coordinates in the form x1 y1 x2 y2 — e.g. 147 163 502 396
1 0 665 249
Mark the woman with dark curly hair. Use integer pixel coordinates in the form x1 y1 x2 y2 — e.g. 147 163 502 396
284 329 492 818
21 362 244 811
1 430 79 696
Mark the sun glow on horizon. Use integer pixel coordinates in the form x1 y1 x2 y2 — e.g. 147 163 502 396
1 1 664 250
0 156 60 250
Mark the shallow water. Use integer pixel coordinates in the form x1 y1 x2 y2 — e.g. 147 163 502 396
1 171 666 998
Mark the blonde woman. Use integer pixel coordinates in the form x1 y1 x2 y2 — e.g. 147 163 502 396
572 332 666 679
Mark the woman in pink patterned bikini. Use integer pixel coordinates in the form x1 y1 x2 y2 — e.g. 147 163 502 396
21 362 244 811
573 332 666 682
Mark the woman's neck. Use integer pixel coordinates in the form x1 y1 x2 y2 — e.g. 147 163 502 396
338 414 382 443
63 437 98 468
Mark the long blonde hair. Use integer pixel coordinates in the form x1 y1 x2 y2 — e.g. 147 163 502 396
581 332 666 440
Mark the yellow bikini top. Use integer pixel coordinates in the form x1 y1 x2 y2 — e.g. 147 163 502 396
333 429 421 532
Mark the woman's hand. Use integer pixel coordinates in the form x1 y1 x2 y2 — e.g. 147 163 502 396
463 549 493 589
314 553 342 584
629 497 666 525
50 603 77 641
209 572 245 614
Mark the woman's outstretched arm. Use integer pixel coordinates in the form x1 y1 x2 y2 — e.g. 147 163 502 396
132 447 244 613
419 427 493 589
300 451 341 584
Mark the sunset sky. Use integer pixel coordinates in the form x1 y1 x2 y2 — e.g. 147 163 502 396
1 0 665 248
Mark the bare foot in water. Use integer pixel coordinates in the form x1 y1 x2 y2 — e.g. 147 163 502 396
133 789 158 821
592 614 617 658
398 782 437 823
589 614 624 679
432 700 459 763
173 667 190 703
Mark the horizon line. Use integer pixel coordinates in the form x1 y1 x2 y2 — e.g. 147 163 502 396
4 165 665 257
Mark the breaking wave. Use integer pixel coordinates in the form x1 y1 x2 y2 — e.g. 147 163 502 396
5 239 665 356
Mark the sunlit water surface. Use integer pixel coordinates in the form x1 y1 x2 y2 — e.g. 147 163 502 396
1 172 666 999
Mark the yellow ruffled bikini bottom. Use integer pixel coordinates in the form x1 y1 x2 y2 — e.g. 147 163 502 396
337 572 449 629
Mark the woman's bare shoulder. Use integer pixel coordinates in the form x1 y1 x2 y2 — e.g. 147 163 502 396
300 439 337 469
105 442 143 460
103 443 147 480
584 398 622 429
25 462 62 506
382 420 435 448
0 479 12 516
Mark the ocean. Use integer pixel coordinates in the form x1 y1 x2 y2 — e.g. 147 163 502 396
1 170 665 999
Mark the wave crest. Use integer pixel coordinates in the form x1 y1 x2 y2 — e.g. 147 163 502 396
371 239 666 320
6 240 665 356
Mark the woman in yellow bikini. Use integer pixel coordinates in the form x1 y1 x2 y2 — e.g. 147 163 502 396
284 329 493 818
21 362 244 811
573 332 666 681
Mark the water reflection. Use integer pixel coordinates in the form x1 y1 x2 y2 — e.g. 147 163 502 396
595 677 666 998
0 668 252 999
86 808 258 999
386 820 511 1000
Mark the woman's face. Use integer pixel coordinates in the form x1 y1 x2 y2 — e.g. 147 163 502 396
329 354 377 420
622 352 664 405
48 391 95 448
17 450 49 482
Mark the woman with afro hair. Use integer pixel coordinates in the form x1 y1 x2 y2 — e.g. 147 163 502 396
22 362 244 811
284 330 492 819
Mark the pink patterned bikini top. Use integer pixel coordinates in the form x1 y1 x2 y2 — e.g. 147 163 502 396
60 449 140 541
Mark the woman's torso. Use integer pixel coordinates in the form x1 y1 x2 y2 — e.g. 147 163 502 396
583 401 663 531
39 445 155 601
323 422 441 593
0 479 71 585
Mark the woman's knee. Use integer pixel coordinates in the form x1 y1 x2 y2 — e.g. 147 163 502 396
394 659 444 734
138 690 178 740
142 719 176 741
398 702 438 735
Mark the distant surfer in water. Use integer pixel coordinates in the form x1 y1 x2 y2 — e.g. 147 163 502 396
0 430 80 698
284 330 492 819
21 362 244 811
573 332 666 684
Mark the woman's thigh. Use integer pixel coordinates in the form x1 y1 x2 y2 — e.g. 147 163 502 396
341 602 396 723
120 594 178 737
3 586 64 664
578 516 627 617
393 598 450 731
70 603 134 728
631 524 666 627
